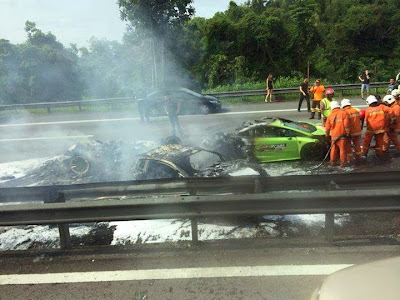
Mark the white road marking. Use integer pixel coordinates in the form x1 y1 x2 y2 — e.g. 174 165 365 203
0 135 93 142
0 264 352 285
0 105 367 128
0 117 141 128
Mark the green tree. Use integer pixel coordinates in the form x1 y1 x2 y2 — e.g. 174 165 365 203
118 0 195 88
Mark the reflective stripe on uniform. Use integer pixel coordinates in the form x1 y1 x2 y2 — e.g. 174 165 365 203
367 129 386 134
369 111 384 116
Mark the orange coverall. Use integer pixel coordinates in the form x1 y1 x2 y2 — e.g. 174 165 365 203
383 102 400 152
325 108 351 167
362 105 390 156
309 85 325 114
343 106 362 160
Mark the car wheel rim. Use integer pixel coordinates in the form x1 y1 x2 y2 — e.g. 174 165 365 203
70 156 90 176
200 105 209 114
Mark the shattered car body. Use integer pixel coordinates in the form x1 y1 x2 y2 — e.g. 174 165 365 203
236 117 330 163
65 140 151 178
133 144 269 180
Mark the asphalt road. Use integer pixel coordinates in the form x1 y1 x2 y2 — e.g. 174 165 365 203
0 242 399 300
0 99 368 162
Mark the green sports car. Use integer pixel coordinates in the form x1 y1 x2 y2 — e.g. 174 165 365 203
237 117 329 163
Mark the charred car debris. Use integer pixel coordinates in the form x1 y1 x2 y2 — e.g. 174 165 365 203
0 137 268 187
134 144 268 179
66 135 269 181
64 117 328 181
67 138 268 181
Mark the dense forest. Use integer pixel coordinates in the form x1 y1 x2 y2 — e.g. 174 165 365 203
0 0 399 104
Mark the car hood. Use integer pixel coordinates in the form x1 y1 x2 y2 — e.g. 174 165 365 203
313 256 400 300
311 124 326 136
204 95 220 103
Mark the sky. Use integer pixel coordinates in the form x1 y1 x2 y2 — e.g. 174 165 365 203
0 0 246 47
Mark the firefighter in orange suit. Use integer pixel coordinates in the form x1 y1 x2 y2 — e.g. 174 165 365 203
341 99 362 161
382 94 400 153
325 101 351 167
362 95 391 157
309 79 325 120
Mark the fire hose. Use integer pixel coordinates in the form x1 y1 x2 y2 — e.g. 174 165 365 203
282 134 351 175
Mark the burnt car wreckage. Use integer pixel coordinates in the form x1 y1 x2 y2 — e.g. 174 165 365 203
1 117 331 187
63 117 328 181
62 138 268 182
134 144 268 179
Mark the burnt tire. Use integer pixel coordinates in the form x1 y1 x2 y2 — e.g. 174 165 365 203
300 142 325 161
164 136 182 145
70 156 90 176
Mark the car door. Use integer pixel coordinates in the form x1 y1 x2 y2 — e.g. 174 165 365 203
170 91 190 114
181 90 204 114
254 127 300 162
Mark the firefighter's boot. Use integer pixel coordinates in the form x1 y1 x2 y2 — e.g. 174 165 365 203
309 112 315 119
318 112 322 120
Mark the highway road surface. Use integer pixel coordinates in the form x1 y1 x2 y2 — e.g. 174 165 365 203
0 100 367 162
0 242 399 300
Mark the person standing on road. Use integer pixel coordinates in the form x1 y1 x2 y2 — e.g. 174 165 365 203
362 95 390 157
359 68 371 100
382 95 400 154
309 79 325 119
387 78 398 94
320 88 335 126
265 73 274 103
164 92 184 138
341 99 362 162
325 101 351 167
298 77 310 112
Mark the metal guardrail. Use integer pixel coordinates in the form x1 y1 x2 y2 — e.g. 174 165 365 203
0 82 388 113
1 171 399 204
0 97 134 113
2 188 400 225
207 82 388 98
1 171 400 250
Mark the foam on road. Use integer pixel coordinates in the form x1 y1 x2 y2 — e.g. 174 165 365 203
0 264 353 285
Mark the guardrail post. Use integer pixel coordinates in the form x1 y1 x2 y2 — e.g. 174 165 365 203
325 180 337 241
325 213 335 241
191 218 199 245
48 190 71 250
58 224 72 250
254 178 263 193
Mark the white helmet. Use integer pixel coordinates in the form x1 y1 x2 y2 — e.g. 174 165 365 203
330 101 341 110
366 95 378 105
391 89 400 97
341 99 352 108
383 94 396 105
